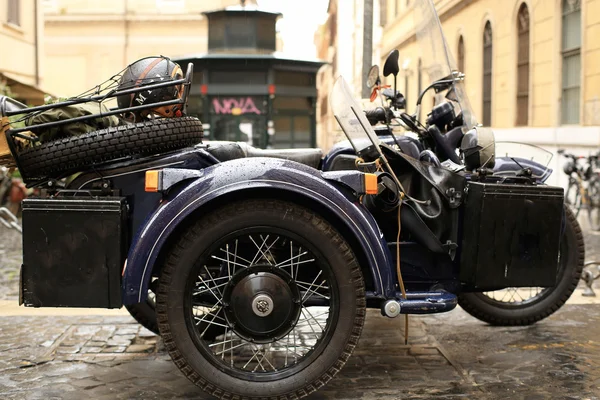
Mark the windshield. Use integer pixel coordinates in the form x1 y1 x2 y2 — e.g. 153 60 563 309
493 142 553 180
413 0 478 130
330 76 380 153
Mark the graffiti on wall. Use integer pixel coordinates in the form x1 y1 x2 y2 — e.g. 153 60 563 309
212 97 262 115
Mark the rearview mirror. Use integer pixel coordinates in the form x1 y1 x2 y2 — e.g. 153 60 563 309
383 50 400 77
366 65 380 89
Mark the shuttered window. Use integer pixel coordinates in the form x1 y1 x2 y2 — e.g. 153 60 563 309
482 22 493 127
516 3 530 126
561 0 581 125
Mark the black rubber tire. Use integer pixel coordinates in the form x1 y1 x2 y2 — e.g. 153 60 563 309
458 206 585 326
156 199 366 400
18 116 203 179
126 293 223 340
126 300 159 335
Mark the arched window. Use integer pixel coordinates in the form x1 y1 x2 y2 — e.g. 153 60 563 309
483 21 493 126
516 3 530 126
457 35 465 73
561 0 581 124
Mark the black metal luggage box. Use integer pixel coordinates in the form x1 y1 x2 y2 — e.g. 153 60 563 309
21 197 128 308
460 182 564 290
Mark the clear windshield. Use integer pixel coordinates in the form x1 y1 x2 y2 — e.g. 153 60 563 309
413 0 478 130
330 76 380 152
494 141 553 179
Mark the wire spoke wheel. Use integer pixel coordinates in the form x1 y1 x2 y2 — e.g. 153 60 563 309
157 200 365 399
481 286 546 306
186 229 334 377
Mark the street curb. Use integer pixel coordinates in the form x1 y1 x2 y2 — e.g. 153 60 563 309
0 300 130 316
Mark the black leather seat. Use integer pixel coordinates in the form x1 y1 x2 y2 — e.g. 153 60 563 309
204 141 323 169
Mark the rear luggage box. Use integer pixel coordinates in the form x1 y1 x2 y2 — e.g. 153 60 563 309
460 182 564 290
20 197 128 308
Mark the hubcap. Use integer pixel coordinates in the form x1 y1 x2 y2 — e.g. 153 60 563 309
252 294 274 317
223 265 302 343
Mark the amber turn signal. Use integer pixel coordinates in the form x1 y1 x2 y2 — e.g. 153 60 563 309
145 170 160 192
364 173 378 195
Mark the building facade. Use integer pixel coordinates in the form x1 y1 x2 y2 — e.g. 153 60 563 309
0 0 46 105
176 6 323 149
42 0 247 98
315 0 383 151
381 0 600 187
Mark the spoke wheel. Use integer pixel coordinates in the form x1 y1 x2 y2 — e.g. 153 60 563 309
458 206 584 325
157 200 365 399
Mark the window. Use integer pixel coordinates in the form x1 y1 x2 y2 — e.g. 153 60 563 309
561 0 581 124
380 0 387 26
457 35 465 74
7 0 20 26
394 0 399 17
516 3 530 126
482 21 493 126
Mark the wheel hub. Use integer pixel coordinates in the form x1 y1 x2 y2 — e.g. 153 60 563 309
223 265 301 343
252 294 274 317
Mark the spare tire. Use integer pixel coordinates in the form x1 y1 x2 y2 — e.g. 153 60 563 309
18 116 203 179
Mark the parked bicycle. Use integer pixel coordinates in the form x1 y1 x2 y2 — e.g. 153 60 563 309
559 149 600 230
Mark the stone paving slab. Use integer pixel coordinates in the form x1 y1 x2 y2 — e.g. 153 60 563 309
1 306 600 399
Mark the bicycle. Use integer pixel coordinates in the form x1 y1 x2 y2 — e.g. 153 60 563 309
559 149 600 231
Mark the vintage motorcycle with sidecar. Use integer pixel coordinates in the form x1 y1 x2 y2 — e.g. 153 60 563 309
0 1 582 398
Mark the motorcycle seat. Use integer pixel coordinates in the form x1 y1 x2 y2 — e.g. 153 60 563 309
203 141 323 169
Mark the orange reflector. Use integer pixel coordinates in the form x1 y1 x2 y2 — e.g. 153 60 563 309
145 170 160 192
364 173 378 195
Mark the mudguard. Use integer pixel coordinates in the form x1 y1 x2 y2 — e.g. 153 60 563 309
122 157 395 304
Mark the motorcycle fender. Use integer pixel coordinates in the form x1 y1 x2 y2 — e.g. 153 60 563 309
122 157 395 304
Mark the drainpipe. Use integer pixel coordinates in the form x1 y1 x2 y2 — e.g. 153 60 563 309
123 0 129 66
361 0 373 99
34 0 39 87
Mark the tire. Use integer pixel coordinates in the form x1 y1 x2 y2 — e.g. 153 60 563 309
126 297 159 335
156 199 366 400
18 116 203 179
458 206 584 326
126 288 223 339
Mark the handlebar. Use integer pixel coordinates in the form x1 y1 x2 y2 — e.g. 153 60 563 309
365 107 390 126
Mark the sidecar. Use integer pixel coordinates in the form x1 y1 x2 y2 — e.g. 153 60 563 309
0 1 582 399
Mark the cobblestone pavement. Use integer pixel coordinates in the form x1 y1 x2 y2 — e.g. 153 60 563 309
1 307 600 399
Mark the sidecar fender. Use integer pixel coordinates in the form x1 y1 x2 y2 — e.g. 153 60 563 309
122 157 395 304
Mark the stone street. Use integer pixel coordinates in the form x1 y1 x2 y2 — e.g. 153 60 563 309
0 222 599 399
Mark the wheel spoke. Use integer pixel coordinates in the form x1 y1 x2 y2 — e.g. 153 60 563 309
276 251 309 268
211 255 249 269
187 228 336 376
249 234 280 265
277 258 316 270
